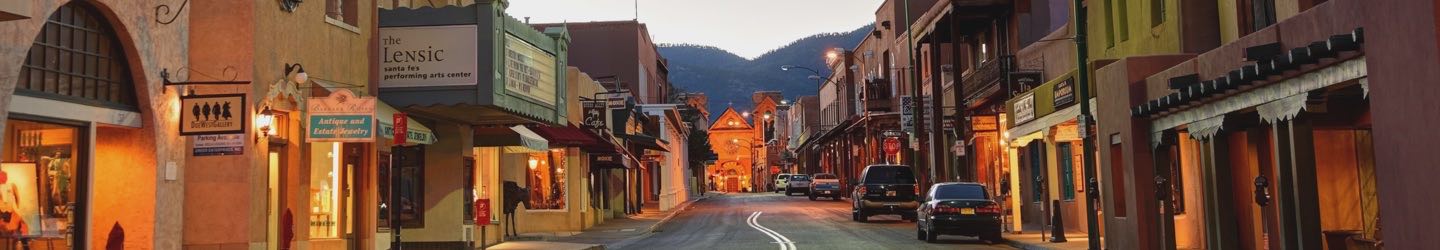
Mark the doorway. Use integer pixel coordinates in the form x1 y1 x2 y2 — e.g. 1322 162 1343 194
268 144 287 250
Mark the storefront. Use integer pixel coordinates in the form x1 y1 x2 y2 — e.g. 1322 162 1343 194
1004 71 1095 235
378 2 569 248
1101 11 1374 248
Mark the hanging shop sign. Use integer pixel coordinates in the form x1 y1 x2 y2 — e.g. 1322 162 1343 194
1053 77 1076 109
475 198 491 222
392 113 408 145
900 96 915 132
193 134 245 156
1013 92 1037 125
1008 71 1044 97
180 94 246 135
582 101 607 130
505 34 558 105
307 89 377 142
378 25 480 88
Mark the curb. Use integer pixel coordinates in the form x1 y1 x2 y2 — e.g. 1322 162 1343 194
644 194 711 233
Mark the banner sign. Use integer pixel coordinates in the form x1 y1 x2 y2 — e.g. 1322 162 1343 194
180 94 246 135
1053 77 1077 109
379 25 480 88
504 34 558 105
193 134 244 156
475 199 491 223
900 95 915 132
307 89 376 142
393 113 407 145
1013 92 1037 125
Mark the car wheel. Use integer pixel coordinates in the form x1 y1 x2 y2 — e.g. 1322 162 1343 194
902 214 917 222
808 194 816 201
916 224 926 240
924 224 939 243
856 211 869 222
981 232 1003 244
851 210 859 221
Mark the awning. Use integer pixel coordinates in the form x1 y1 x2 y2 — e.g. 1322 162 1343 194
474 126 549 153
378 101 437 145
527 123 601 147
620 134 669 152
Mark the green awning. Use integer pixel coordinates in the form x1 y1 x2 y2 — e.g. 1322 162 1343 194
474 125 550 153
377 101 437 145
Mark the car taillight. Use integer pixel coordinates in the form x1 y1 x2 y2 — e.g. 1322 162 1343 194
934 205 964 215
856 186 867 194
977 203 1001 214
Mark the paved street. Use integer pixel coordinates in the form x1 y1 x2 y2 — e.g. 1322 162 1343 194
609 192 1016 250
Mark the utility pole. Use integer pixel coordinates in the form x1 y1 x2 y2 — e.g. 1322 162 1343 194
903 0 931 189
1073 0 1102 248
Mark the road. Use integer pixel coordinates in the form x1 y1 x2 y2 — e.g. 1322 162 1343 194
611 192 1016 250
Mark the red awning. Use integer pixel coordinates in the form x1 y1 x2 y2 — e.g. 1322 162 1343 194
528 123 620 153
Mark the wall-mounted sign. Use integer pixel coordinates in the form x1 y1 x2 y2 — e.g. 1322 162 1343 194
972 116 999 131
307 89 376 142
379 25 479 88
180 94 246 135
582 102 607 130
1008 71 1044 97
193 134 244 156
504 34 558 105
1013 92 1037 125
900 95 915 132
1053 77 1076 109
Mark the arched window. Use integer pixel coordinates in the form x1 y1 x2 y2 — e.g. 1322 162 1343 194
17 2 137 110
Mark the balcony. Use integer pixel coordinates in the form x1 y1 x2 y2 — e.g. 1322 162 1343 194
863 78 894 112
961 55 1014 101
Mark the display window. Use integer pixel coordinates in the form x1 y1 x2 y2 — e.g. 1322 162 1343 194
308 142 356 238
2 118 82 241
526 149 567 210
473 147 500 223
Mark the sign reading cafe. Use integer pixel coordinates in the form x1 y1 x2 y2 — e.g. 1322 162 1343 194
378 25 479 88
307 89 377 142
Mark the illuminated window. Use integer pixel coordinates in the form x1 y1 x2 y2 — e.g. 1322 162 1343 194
526 149 567 210
2 119 81 239
309 142 353 238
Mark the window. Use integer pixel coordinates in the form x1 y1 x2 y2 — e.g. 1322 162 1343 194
526 149 567 210
18 2 138 110
463 156 475 223
1109 140 1127 217
1151 0 1165 27
1058 142 1076 201
474 147 500 223
1167 141 1186 214
381 145 424 228
325 0 358 27
308 142 346 238
933 184 988 200
1029 143 1044 202
3 119 82 239
1238 0 1277 35
1103 0 1115 47
1117 0 1130 42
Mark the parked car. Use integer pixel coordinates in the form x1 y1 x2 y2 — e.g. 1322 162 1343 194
774 174 793 193
809 173 842 201
851 165 919 222
916 182 1002 243
784 174 812 196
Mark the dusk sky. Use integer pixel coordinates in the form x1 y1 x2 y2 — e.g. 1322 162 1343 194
506 0 884 59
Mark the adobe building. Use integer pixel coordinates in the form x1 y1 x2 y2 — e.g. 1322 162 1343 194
707 107 755 193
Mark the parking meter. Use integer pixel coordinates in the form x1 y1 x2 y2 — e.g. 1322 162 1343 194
1154 175 1170 201
1086 177 1099 200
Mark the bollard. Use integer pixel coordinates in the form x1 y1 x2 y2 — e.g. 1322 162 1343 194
1050 199 1067 242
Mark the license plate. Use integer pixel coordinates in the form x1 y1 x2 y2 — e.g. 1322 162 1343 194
961 208 976 215
886 191 897 197
821 191 831 194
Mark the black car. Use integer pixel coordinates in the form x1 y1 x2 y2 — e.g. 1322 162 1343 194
851 165 919 222
916 182 1002 243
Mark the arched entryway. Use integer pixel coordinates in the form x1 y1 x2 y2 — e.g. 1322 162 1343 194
3 1 160 249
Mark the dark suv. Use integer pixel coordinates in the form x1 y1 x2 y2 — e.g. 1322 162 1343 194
851 165 919 222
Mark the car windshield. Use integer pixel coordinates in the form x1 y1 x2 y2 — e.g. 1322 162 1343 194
813 174 837 179
933 184 988 200
862 166 916 184
790 175 810 181
776 175 788 180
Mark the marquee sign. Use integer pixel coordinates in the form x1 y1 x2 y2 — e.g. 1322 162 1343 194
505 34 558 105
180 94 246 135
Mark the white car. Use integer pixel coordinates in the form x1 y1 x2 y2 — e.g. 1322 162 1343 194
784 174 812 196
774 174 793 193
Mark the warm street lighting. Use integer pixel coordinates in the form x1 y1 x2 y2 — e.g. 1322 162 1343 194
826 50 840 61
528 158 540 170
763 113 771 120
742 111 751 117
256 106 275 142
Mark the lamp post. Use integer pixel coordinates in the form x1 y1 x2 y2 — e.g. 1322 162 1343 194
1073 0 1103 247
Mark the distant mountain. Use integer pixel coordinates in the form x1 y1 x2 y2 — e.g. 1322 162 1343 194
661 25 871 120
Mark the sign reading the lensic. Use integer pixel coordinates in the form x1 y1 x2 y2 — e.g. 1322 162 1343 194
307 89 376 142
1013 92 1037 125
505 34 558 105
180 94 246 135
379 25 479 88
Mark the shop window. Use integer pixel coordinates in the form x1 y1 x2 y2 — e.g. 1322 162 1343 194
474 147 500 223
1029 143 1044 203
325 0 358 27
1058 142 1076 201
1167 142 1185 214
526 149 567 210
308 142 354 238
2 118 82 240
1151 0 1165 27
1109 139 1127 217
1237 0 1277 35
381 145 424 228
17 2 138 110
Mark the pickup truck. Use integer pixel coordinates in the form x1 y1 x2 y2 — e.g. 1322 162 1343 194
809 173 842 201
784 174 811 196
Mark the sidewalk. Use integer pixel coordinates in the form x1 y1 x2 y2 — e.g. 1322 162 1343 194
488 192 717 249
1003 232 1092 250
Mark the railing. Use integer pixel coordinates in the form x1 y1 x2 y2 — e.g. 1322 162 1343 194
961 55 1014 99
863 78 894 112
